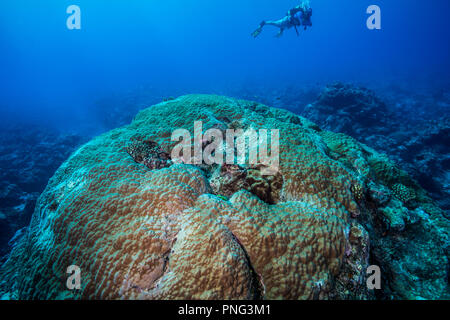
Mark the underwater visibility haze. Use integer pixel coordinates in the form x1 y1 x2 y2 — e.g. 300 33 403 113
0 0 449 301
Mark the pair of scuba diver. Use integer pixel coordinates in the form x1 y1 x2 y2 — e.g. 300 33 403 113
252 1 313 38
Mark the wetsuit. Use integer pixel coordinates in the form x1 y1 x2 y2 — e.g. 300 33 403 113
252 5 312 38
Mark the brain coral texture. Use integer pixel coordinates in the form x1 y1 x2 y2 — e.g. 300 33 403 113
0 95 448 300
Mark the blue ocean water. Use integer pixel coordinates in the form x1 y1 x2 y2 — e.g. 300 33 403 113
0 0 449 131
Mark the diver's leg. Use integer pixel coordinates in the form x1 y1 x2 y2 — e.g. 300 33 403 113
252 18 286 38
275 27 285 38
264 20 283 28
266 17 288 37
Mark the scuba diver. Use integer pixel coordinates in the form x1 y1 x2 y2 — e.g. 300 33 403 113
252 1 312 38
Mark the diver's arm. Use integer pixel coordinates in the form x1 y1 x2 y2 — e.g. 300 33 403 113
275 28 284 38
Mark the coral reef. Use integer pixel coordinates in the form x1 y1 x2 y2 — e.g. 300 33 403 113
91 85 187 130
301 83 450 213
126 138 172 170
0 95 447 300
209 164 283 205
391 183 416 204
0 125 86 258
302 82 390 136
391 119 450 212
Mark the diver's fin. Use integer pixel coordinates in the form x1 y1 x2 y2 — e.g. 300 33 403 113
252 27 263 38
251 28 261 38
251 21 266 38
